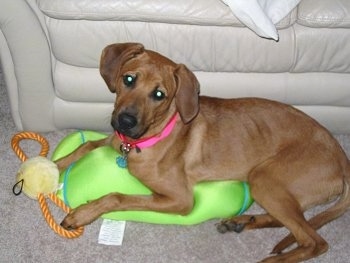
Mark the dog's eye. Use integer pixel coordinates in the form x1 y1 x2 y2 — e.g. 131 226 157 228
152 89 166 101
123 74 136 87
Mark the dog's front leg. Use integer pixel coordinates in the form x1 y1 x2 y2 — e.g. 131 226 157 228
60 191 193 229
55 136 112 171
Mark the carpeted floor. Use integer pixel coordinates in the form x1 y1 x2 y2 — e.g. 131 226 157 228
1 64 350 263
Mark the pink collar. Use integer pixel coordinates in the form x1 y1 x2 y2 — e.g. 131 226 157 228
116 113 178 151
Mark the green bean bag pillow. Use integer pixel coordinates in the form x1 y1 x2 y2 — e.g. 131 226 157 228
52 131 253 225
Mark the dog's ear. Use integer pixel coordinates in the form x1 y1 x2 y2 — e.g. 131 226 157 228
174 64 200 124
100 43 144 93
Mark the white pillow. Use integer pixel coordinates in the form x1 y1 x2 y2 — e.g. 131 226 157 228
222 0 301 40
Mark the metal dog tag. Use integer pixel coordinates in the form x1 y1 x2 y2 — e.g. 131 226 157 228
116 142 132 168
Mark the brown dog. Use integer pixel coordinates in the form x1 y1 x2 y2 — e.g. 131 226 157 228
56 43 350 262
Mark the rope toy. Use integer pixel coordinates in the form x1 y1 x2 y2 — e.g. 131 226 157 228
11 131 84 239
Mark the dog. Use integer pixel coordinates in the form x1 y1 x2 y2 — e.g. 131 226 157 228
56 43 350 262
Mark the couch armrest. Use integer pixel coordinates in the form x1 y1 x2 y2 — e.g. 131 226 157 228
0 0 55 131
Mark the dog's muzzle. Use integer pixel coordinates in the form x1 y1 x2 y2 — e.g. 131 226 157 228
112 112 142 138
118 112 137 130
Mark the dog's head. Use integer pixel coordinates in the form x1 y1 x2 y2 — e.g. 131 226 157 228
100 43 200 139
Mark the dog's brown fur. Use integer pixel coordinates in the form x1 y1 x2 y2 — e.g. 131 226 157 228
56 43 350 262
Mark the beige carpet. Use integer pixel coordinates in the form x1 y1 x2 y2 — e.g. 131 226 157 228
1 65 350 263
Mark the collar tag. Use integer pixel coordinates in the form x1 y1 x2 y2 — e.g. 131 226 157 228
116 142 132 168
120 141 132 155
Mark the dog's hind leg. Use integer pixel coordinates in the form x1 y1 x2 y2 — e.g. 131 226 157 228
272 174 350 254
247 160 329 262
220 151 332 262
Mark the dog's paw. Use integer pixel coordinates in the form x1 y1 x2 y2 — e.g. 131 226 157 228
216 220 245 234
60 203 101 230
216 216 256 234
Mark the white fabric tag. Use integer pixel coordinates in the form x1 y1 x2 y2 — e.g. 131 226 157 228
98 219 126 246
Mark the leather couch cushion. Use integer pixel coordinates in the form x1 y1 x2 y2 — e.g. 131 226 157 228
38 0 350 105
298 0 350 28
38 0 295 28
39 0 243 26
2 0 350 133
39 0 296 72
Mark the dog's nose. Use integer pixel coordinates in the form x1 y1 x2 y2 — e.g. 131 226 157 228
118 113 137 130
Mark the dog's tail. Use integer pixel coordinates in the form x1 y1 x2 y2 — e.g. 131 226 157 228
307 161 350 230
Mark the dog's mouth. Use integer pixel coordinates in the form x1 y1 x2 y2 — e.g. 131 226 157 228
116 127 147 139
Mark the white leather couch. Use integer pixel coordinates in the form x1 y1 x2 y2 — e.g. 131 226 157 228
1 0 350 133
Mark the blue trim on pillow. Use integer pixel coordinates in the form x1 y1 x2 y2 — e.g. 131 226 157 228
62 163 74 207
237 182 250 215
78 130 86 144
63 131 86 207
